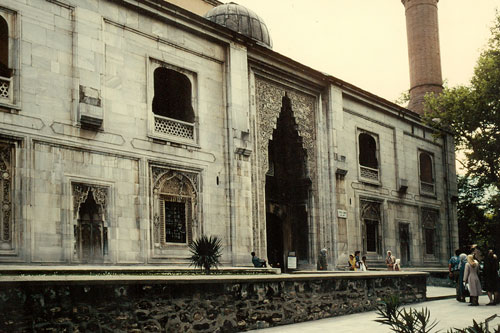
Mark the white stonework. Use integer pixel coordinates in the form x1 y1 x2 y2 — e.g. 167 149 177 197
0 0 457 269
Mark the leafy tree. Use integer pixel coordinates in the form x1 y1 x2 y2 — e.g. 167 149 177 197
456 176 500 252
423 12 500 190
188 235 223 274
423 12 500 252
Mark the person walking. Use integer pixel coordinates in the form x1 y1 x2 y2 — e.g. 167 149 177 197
448 249 461 302
385 250 395 271
483 249 499 305
463 254 481 306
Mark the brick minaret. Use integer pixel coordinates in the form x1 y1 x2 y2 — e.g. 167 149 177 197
401 0 443 114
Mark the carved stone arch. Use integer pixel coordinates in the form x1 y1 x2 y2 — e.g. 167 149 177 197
151 167 198 249
361 200 381 220
255 78 317 185
71 183 109 262
72 183 109 222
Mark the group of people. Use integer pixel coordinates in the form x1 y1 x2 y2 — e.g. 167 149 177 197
449 246 500 306
346 250 368 271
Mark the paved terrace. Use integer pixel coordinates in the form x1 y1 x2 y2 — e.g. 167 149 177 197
250 289 500 332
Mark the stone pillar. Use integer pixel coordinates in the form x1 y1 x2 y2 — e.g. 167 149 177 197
401 0 443 114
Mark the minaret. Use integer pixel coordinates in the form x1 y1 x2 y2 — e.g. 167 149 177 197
401 0 443 114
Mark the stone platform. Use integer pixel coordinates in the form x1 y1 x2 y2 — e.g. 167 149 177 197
0 269 427 332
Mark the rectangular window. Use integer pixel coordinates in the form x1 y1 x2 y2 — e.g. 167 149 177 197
365 220 378 252
361 200 381 254
424 228 434 255
164 201 187 243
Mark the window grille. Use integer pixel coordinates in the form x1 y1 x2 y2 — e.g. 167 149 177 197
164 201 187 243
154 114 194 141
360 165 379 181
420 181 435 194
0 76 11 103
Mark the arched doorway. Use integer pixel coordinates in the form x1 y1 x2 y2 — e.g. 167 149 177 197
265 95 310 271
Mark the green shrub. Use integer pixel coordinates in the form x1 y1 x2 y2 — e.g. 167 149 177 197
188 235 223 274
375 295 438 333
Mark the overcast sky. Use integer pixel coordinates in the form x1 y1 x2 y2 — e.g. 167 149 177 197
223 0 499 103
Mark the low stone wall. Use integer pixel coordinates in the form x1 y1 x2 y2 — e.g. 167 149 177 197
0 271 427 332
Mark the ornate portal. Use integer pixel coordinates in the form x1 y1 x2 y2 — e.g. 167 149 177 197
151 167 198 248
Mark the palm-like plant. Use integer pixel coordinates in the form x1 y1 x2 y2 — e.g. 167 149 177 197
188 235 222 274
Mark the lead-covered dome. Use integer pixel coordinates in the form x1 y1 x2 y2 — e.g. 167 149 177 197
204 2 273 49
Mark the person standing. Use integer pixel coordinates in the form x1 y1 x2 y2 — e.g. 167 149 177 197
385 250 395 270
448 249 461 302
463 254 482 306
317 248 328 271
361 256 368 271
484 250 499 305
457 253 467 302
354 250 361 270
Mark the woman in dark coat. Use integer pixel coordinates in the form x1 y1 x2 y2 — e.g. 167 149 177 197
483 250 499 305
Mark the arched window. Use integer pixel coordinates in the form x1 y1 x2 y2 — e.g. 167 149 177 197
152 67 194 123
358 132 380 182
419 152 433 183
419 152 435 194
359 133 378 169
0 16 10 78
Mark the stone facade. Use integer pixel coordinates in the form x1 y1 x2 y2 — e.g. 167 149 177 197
0 0 457 269
0 272 427 332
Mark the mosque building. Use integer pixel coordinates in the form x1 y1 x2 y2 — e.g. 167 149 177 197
0 0 457 269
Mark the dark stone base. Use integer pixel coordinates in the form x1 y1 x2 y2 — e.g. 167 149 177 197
0 273 427 332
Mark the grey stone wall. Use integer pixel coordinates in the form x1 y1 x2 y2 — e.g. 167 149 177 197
0 272 426 332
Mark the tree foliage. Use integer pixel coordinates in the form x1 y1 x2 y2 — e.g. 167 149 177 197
423 12 500 251
457 176 499 251
423 12 500 190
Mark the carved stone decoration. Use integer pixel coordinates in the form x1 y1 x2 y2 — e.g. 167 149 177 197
72 184 90 219
361 200 381 220
72 183 109 220
151 167 199 248
0 143 13 245
421 208 438 229
255 78 317 185
254 77 318 256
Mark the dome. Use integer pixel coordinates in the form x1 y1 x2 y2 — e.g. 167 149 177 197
204 2 273 49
